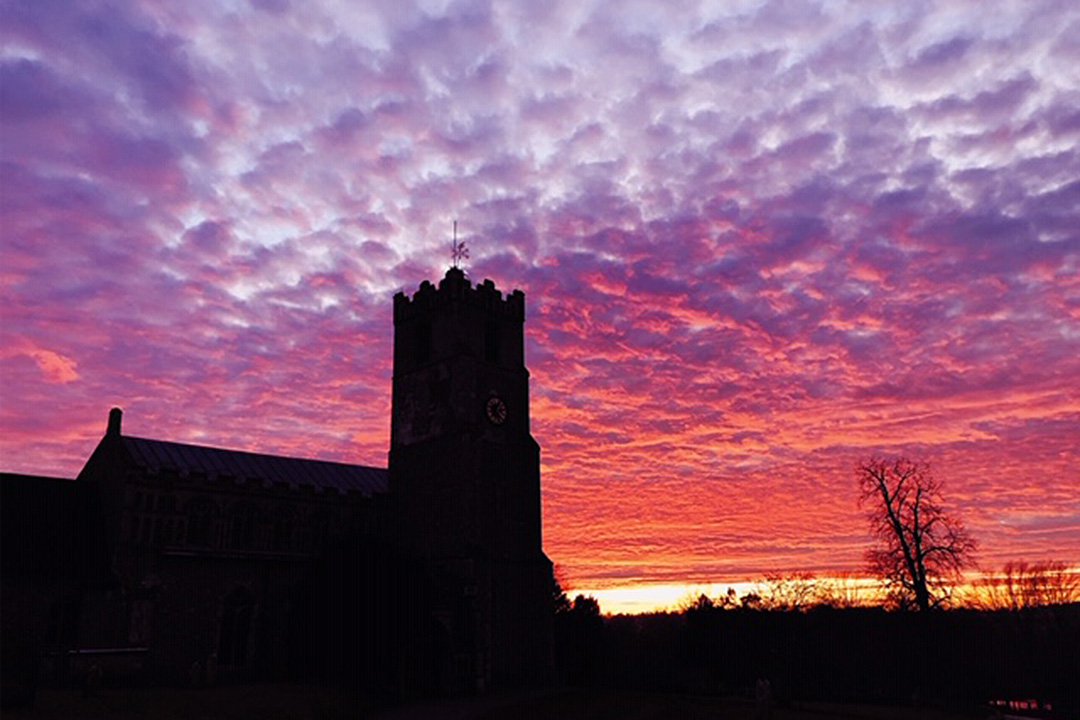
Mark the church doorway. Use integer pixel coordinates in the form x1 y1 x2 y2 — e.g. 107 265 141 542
217 587 254 668
421 616 451 696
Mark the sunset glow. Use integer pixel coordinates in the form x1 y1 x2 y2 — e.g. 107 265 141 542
2 1 1078 613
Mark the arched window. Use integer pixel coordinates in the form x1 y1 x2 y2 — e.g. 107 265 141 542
306 509 332 552
227 500 256 550
485 319 500 363
217 587 254 667
45 594 79 649
152 518 166 546
158 494 176 513
414 320 431 363
185 497 218 547
271 505 295 552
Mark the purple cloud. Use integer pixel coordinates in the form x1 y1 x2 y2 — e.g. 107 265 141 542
3 0 1079 603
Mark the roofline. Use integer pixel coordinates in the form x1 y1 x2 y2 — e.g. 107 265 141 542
119 434 388 474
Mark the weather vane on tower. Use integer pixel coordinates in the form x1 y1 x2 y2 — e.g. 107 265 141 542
450 220 469 270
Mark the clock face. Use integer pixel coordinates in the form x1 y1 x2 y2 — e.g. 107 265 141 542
485 396 508 425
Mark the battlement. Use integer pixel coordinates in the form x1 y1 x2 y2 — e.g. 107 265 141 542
394 267 525 323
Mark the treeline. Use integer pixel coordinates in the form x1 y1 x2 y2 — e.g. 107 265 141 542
552 570 1080 715
966 561 1080 610
668 560 1080 613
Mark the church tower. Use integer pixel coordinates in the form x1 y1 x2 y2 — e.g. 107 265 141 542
389 267 552 692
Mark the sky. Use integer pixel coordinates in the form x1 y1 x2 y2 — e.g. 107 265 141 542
2 0 1078 613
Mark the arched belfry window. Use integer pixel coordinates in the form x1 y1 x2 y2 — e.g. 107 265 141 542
227 500 256 550
415 319 432 364
218 587 254 667
185 497 218 547
485 320 500 364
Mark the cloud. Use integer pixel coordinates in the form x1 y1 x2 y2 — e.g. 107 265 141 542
31 350 79 384
0 341 81 385
3 0 1079 596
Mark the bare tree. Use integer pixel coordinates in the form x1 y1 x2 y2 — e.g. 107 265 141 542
758 571 820 611
968 560 1080 609
1030 561 1080 605
857 457 977 611
678 593 716 614
815 573 869 609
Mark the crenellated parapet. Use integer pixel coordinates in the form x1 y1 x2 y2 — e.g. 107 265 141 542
393 267 525 323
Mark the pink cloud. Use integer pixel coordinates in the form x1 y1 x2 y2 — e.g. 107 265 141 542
30 350 79 384
3 0 1078 600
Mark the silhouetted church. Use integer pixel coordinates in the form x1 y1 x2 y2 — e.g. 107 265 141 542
1 268 553 698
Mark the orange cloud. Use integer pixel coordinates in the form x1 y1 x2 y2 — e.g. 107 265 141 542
30 349 80 384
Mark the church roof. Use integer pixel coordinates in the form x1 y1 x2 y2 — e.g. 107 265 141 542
120 436 388 497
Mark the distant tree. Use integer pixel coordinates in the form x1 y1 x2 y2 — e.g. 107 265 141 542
968 560 1080 609
739 591 763 610
1023 561 1080 606
758 571 819 611
857 457 977 611
570 594 602 619
555 594 604 685
551 565 572 615
679 593 716 613
815 573 867 609
676 588 742 613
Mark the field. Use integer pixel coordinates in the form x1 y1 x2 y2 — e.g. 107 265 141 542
9 685 981 720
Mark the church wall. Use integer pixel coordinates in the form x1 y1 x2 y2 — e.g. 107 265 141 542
5 269 554 699
55 434 383 685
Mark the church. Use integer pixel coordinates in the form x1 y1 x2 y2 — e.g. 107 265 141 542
1 267 554 699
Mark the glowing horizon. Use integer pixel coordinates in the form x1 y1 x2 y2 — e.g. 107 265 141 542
574 566 1080 615
2 1 1078 604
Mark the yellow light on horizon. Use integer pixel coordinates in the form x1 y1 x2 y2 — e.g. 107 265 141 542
572 582 759 615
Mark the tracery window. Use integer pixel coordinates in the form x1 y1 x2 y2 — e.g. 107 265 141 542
271 505 295 552
185 497 218 547
227 500 256 550
305 509 332 552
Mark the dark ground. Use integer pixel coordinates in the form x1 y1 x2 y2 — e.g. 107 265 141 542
7 685 984 720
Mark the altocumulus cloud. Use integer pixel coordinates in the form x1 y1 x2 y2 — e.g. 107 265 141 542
2 0 1078 595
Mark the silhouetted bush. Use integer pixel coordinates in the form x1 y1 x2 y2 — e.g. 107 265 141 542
554 594 604 686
